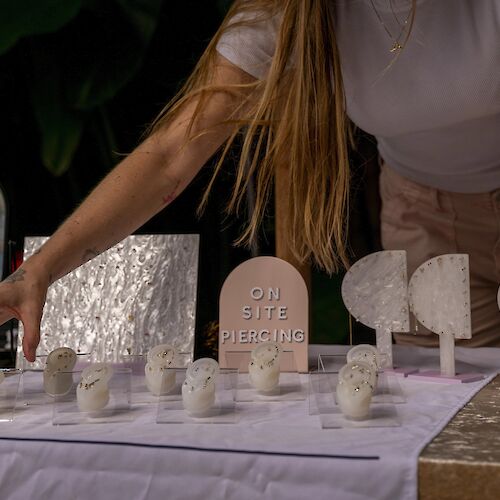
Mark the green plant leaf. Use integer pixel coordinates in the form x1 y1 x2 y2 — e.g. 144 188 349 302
24 0 163 175
30 46 84 176
0 0 82 55
64 0 164 109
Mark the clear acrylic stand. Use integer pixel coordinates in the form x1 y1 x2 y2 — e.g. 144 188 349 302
318 353 405 403
52 368 132 425
372 373 406 404
317 354 346 373
19 370 53 407
225 350 305 402
20 353 91 407
308 371 401 429
0 369 22 422
308 371 336 416
156 369 238 424
318 352 390 374
20 352 91 372
121 352 191 405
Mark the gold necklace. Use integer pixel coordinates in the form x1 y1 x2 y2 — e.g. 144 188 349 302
369 0 413 52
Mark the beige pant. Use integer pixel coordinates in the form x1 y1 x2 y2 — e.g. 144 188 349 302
379 164 500 347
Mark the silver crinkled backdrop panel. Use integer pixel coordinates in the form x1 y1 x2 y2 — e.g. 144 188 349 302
17 235 199 368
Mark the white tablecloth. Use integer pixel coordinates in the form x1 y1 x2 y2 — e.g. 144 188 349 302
0 345 497 500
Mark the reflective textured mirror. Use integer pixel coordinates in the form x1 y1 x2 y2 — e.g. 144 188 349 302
341 251 409 368
18 235 199 368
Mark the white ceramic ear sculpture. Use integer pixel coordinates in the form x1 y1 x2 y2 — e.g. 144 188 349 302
182 377 217 415
185 357 219 382
182 358 219 415
147 343 176 366
77 363 114 412
339 360 377 389
346 344 381 372
336 380 373 420
81 363 114 384
248 341 282 392
408 254 471 377
144 344 176 396
342 251 409 368
43 347 77 396
336 361 376 419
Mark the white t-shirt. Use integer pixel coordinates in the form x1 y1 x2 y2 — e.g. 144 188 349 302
216 0 500 193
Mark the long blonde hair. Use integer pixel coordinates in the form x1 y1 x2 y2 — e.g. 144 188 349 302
151 0 415 274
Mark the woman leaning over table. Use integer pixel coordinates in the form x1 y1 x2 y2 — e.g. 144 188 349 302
0 0 499 361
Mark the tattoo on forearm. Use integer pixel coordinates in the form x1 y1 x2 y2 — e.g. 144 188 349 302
5 268 26 284
162 180 181 206
82 248 100 263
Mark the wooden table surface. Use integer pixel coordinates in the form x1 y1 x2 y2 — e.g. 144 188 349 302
419 375 500 500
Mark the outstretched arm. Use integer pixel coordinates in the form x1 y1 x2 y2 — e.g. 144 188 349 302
0 55 255 361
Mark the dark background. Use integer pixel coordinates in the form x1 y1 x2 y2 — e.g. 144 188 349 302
0 0 381 363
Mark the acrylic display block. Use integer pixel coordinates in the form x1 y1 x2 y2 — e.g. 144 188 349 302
318 353 391 374
156 369 238 424
0 369 22 422
308 371 400 429
372 373 406 404
225 350 305 402
20 353 91 406
20 352 91 372
121 352 192 405
317 354 405 403
317 354 346 374
309 371 336 417
52 368 132 425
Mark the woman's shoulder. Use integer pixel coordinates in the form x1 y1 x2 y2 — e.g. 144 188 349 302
216 8 281 80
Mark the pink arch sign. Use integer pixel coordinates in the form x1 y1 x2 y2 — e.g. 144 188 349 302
219 256 309 372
